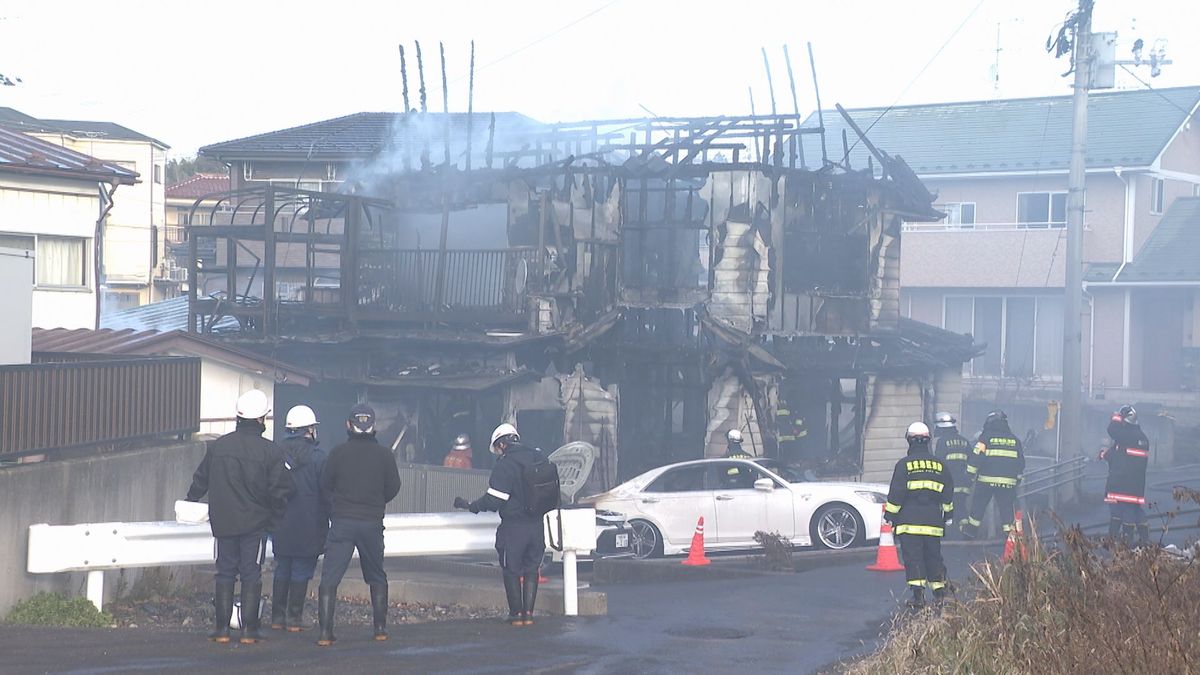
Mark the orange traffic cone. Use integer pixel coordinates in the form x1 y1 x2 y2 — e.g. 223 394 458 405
1002 510 1027 562
681 516 711 566
867 507 904 572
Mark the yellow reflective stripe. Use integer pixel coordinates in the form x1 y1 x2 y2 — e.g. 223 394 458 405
796 430 808 437
978 476 1018 487
907 480 944 492
954 487 971 494
945 453 968 461
942 503 954 513
896 524 944 536
884 502 902 514
973 442 987 455
966 465 978 474
962 517 981 526
907 579 926 587
987 449 1020 458
929 580 946 590
778 435 796 441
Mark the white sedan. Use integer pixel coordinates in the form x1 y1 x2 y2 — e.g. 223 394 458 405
580 457 888 558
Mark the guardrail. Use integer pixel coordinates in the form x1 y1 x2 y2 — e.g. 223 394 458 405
902 222 1068 232
1019 455 1088 513
28 509 596 616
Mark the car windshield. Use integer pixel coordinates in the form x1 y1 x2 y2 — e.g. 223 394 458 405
751 459 808 483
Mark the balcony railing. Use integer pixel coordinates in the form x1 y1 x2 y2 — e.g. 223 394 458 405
0 356 200 457
903 221 1067 232
357 247 541 317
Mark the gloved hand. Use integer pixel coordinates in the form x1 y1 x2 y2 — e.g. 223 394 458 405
453 496 469 510
469 501 481 514
945 517 954 527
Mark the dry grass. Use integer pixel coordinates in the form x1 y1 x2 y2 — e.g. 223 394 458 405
846 495 1200 675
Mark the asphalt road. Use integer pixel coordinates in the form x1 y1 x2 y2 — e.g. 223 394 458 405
4 466 1196 674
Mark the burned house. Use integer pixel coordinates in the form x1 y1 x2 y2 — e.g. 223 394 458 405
191 111 979 488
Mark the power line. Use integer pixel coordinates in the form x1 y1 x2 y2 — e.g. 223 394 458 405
849 0 988 154
1117 64 1195 117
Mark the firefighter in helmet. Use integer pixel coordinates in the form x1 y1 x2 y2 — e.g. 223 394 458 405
885 422 954 610
1102 405 1151 546
933 412 972 537
443 433 474 469
960 410 1024 540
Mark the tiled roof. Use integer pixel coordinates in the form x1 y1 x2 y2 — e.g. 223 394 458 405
199 111 545 160
0 126 138 184
166 173 231 200
40 119 169 149
1116 197 1200 283
800 86 1200 175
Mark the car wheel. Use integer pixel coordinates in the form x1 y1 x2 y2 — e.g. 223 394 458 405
629 519 663 559
810 503 864 550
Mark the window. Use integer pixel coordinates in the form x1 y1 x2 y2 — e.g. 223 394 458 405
1151 178 1165 214
943 295 1064 378
0 233 35 252
935 202 976 228
36 236 88 287
153 164 163 185
1192 183 1200 197
1017 192 1067 228
645 465 709 493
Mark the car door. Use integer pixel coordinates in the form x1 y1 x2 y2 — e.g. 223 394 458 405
709 461 795 547
636 464 717 550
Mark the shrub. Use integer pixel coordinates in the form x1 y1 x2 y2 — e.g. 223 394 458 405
5 592 113 628
754 530 794 571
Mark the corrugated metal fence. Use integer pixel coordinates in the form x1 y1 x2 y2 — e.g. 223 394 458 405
388 463 492 514
0 356 200 456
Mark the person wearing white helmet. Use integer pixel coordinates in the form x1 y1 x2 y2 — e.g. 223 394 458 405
268 405 328 632
455 422 560 626
932 412 972 538
186 389 293 645
884 421 955 611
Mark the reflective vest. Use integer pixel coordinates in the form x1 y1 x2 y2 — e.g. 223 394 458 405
885 447 955 537
967 428 1024 489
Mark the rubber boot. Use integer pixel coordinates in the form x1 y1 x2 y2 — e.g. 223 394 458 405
286 581 308 632
239 582 265 644
502 574 523 626
932 586 947 610
316 588 337 646
906 586 925 612
521 573 539 626
208 580 235 643
370 584 389 641
270 575 289 630
1120 524 1137 548
1135 524 1151 549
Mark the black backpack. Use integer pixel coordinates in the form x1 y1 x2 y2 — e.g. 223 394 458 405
522 453 562 517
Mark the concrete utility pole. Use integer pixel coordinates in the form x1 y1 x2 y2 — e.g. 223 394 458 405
1061 0 1092 459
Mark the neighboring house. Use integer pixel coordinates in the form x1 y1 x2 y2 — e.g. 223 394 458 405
32 326 314 439
0 107 170 312
163 174 230 298
806 86 1200 450
0 126 137 330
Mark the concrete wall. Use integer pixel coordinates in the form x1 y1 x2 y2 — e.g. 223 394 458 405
0 248 33 365
0 174 100 329
0 440 206 615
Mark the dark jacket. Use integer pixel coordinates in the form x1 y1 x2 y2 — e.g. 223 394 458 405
723 441 751 459
885 442 955 536
934 428 973 496
470 442 543 525
321 433 402 521
272 433 330 557
186 419 293 538
967 421 1024 489
1103 417 1150 504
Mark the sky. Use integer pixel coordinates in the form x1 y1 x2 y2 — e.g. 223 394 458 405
1 0 1198 157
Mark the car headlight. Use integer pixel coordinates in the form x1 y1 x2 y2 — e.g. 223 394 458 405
855 491 886 503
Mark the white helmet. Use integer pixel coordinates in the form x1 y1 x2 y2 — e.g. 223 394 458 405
934 411 956 429
490 423 520 449
905 422 931 443
727 429 744 443
236 389 270 419
285 405 319 429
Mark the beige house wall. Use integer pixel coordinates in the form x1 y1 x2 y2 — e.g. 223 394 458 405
1088 289 1125 391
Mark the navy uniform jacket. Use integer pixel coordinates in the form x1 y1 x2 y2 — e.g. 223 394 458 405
967 423 1025 489
470 443 543 525
187 419 293 538
1103 417 1150 504
934 429 973 497
885 444 955 536
272 433 330 557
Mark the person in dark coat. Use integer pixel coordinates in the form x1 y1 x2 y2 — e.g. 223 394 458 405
186 389 292 645
1102 405 1151 546
885 422 954 610
269 405 329 632
960 410 1024 540
316 404 402 646
933 412 972 538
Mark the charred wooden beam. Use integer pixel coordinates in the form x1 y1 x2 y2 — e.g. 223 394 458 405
465 40 475 171
399 44 411 112
807 42 828 165
439 42 451 166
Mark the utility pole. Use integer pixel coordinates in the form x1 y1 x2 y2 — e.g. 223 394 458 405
1060 0 1092 460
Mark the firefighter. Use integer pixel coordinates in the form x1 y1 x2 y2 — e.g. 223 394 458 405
1102 405 1151 546
933 412 972 537
884 422 954 610
960 410 1024 540
724 428 751 458
443 433 474 469
454 424 548 626
316 404 402 646
269 405 328 632
185 389 293 645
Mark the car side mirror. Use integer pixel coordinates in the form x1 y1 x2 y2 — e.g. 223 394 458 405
753 478 774 492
